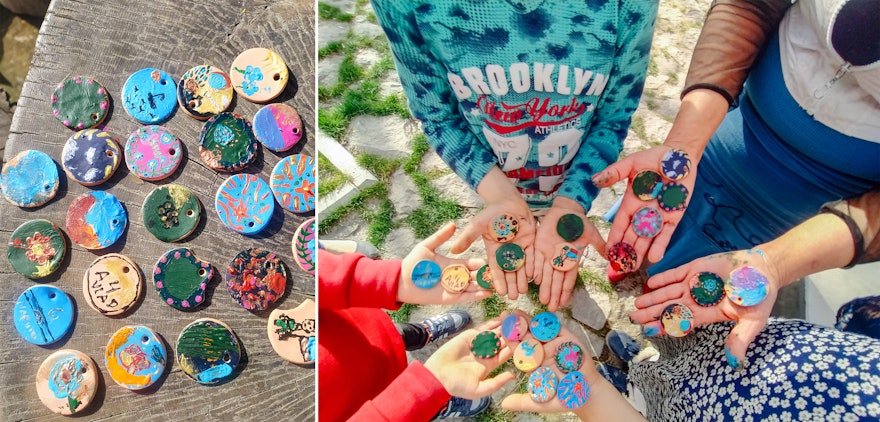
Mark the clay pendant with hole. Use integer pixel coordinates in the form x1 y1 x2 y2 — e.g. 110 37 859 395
0 150 59 208
124 125 183 181
254 103 302 152
689 272 725 307
475 264 493 289
176 318 241 385
411 259 442 289
725 266 769 307
555 341 584 373
528 366 558 403
551 243 580 272
14 285 74 345
83 253 143 316
177 65 233 120
66 191 127 250
215 174 275 235
62 129 121 186
292 218 316 275
489 214 519 243
226 248 288 311
660 149 691 181
105 325 167 390
631 169 662 201
558 371 590 409
632 206 663 238
51 76 109 129
470 331 501 359
530 312 561 342
607 241 637 274
122 68 178 123
36 350 97 415
440 264 470 293
661 303 694 337
556 214 584 242
268 299 316 364
153 247 212 310
143 184 202 242
7 219 66 279
230 48 289 103
199 112 259 172
501 313 529 341
657 182 689 212
496 243 525 272
513 337 545 372
271 154 316 213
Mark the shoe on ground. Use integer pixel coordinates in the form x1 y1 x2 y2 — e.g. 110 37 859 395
433 396 491 420
421 310 471 346
606 330 641 363
597 363 628 393
319 239 380 259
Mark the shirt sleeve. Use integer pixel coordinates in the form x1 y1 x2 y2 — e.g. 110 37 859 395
558 0 659 211
347 362 452 422
371 0 498 191
317 249 403 310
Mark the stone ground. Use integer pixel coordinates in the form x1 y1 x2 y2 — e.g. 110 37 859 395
0 7 42 158
318 1 710 420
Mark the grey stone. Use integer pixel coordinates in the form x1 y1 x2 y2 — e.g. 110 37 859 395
352 17 385 40
382 227 418 259
379 72 403 98
388 169 422 217
347 115 418 159
569 289 611 330
354 48 382 70
318 54 344 87
430 173 483 209
565 318 607 359
419 149 448 173
318 20 349 49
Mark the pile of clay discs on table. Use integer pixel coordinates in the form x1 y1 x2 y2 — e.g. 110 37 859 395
2 48 316 416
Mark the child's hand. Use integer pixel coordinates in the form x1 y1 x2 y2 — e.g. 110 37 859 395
399 222 493 305
630 248 780 368
424 318 516 400
533 197 605 311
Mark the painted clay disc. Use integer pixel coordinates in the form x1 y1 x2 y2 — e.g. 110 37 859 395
0 150 59 208
501 313 529 341
230 47 289 103
122 68 178 123
489 214 519 243
631 169 662 201
470 331 501 359
292 218 316 275
36 350 97 415
7 219 66 279
142 184 202 242
153 247 213 310
555 341 584 373
632 207 663 238
657 182 689 212
62 129 121 186
558 371 590 410
528 366 558 403
51 76 109 129
496 243 525 272
475 264 493 290
725 266 769 307
513 338 544 372
270 154 316 213
14 285 74 345
607 241 637 274
267 299 316 364
253 103 303 152
689 272 725 307
411 259 442 289
82 253 143 316
660 149 691 181
556 214 584 242
177 65 233 120
661 303 694 337
550 243 580 272
530 312 561 342
105 325 167 390
440 264 470 293
66 191 127 250
226 248 288 311
176 318 241 385
124 125 183 181
215 174 275 235
198 112 259 172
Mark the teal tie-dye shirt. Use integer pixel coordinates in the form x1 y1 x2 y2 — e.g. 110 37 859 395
372 0 658 210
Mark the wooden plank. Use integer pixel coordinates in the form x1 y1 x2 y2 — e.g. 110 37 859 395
0 0 315 420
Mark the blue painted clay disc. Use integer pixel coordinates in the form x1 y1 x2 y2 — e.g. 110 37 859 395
530 312 561 342
253 103 303 152
660 149 691 181
0 150 59 208
501 313 528 341
176 318 241 385
632 207 663 238
555 341 584 373
215 174 275 235
66 191 127 250
558 371 590 409
661 303 694 337
62 129 121 186
270 154 315 213
122 68 178 123
35 350 98 415
411 259 442 289
725 266 769 307
14 285 74 345
513 338 544 372
105 325 167 390
528 366 558 403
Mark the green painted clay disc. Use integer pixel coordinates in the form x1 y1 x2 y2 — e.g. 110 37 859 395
632 170 662 201
471 331 501 358
556 214 584 242
142 184 202 242
496 243 525 272
198 112 259 172
51 76 109 130
7 219 66 278
658 182 689 212
475 264 494 290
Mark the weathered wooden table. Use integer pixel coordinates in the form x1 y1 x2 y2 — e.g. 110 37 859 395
0 0 315 420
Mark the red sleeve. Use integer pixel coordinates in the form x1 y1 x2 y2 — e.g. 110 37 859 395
347 361 452 422
318 250 403 310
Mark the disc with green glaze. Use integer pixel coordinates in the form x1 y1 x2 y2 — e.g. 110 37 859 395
658 182 689 212
475 264 493 289
153 247 213 310
496 243 525 272
51 76 109 130
7 219 66 279
556 214 584 242
689 272 725 307
198 112 259 172
470 331 501 358
631 170 662 201
142 184 202 242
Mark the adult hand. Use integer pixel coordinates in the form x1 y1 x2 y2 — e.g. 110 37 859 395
424 319 517 400
533 197 605 311
399 221 493 305
630 248 780 368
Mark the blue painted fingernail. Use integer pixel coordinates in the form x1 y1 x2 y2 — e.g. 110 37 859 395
725 346 741 369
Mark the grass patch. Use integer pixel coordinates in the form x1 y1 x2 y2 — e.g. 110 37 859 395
481 294 508 320
630 115 647 140
666 71 680 86
318 40 344 59
356 154 402 182
317 153 352 196
403 134 430 173
317 108 349 139
579 268 613 295
647 56 659 77
367 198 396 246
646 98 659 112
388 303 416 323
339 56 364 85
473 408 514 422
318 2 353 21
318 183 386 233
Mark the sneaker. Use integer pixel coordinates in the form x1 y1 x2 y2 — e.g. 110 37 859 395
606 330 640 363
318 239 380 259
596 363 628 393
421 310 471 346
433 396 491 420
